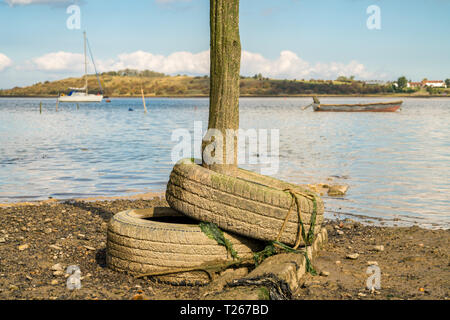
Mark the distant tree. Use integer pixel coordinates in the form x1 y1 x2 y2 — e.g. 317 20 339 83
397 76 408 90
139 70 165 78
445 79 450 88
336 76 353 83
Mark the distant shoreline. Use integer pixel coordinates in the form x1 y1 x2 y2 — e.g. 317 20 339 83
2 73 448 98
0 94 449 99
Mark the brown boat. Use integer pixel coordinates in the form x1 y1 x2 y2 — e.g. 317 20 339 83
306 97 402 112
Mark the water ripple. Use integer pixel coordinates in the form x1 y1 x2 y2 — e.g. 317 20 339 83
0 97 449 228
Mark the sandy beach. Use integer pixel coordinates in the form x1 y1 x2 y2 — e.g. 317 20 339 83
0 196 448 300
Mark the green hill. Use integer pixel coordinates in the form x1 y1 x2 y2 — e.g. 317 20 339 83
1 69 442 97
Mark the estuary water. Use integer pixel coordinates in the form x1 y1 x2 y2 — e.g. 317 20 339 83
0 97 449 229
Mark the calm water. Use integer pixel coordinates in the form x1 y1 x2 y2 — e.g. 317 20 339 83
0 97 449 229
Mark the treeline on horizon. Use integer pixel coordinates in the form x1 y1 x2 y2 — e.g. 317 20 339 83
0 69 444 97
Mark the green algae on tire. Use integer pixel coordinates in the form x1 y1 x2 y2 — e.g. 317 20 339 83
106 207 263 285
166 159 324 246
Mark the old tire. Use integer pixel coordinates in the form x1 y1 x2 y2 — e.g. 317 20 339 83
166 159 324 246
106 207 263 285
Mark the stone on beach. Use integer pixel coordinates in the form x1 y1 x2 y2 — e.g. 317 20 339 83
18 244 29 251
328 185 349 196
346 253 359 260
51 263 64 272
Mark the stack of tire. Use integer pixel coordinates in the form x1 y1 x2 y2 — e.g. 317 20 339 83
107 158 324 285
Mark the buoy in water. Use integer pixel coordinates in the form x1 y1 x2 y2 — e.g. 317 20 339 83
128 108 134 111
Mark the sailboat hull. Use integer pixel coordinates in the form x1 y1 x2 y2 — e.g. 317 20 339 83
58 95 103 103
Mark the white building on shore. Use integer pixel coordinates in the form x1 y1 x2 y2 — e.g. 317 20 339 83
422 80 446 88
407 80 447 88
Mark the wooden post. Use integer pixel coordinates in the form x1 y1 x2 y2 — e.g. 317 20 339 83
76 103 79 110
40 102 42 114
56 99 59 112
141 87 148 113
202 0 241 176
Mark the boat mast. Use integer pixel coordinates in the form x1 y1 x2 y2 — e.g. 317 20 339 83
84 31 88 96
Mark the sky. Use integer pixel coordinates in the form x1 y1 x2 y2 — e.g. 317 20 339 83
0 0 449 89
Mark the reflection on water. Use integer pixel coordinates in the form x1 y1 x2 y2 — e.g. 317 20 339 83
0 97 449 229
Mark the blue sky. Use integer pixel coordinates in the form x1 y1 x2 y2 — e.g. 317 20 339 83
0 0 449 89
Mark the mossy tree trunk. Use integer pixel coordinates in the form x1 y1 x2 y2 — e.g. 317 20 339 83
202 0 241 176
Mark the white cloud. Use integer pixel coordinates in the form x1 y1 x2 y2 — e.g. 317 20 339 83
0 53 13 71
4 0 75 6
31 51 84 72
242 50 309 79
97 50 210 75
27 49 381 80
241 50 378 80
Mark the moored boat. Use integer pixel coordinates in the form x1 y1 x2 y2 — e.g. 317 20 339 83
58 91 103 103
307 97 402 112
58 32 103 103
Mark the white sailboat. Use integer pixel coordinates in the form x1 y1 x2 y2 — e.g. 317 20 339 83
58 32 103 103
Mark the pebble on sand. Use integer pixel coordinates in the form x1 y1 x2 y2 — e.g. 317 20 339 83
327 185 349 196
346 253 359 260
18 244 29 251
51 263 64 272
374 245 384 252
